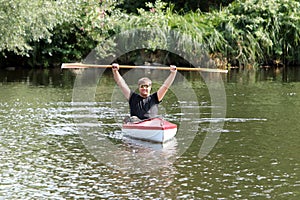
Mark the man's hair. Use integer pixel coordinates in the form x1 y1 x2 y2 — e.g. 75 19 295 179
138 77 152 86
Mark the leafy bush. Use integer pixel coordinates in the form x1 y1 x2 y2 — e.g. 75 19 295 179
215 0 300 67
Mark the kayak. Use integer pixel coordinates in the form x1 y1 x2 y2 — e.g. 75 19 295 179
122 118 177 143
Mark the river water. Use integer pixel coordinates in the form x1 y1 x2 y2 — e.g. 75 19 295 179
0 67 300 199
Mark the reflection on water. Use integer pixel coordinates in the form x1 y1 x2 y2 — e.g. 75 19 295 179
0 68 300 199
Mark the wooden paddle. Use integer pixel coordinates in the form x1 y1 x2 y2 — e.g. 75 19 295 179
61 63 228 73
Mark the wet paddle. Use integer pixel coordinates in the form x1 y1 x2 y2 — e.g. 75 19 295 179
61 63 228 73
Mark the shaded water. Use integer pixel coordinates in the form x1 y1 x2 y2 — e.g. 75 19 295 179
1 67 300 199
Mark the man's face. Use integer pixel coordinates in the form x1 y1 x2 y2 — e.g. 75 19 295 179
139 83 151 98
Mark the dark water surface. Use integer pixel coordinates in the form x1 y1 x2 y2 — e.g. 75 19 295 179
0 67 300 199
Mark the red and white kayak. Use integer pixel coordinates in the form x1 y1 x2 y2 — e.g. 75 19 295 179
122 118 177 143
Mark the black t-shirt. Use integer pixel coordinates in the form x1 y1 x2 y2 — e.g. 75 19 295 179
129 92 161 119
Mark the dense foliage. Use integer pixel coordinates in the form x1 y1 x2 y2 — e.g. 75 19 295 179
0 0 81 54
218 0 300 67
0 0 299 68
118 0 234 13
0 0 90 67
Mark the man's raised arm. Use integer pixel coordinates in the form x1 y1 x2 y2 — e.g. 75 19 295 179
112 63 131 100
157 65 177 101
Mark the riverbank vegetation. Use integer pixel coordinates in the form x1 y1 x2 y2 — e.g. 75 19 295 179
0 0 299 69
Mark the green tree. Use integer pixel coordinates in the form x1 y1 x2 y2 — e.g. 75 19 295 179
0 0 82 56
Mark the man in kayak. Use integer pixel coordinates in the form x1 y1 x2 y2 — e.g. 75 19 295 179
112 63 177 122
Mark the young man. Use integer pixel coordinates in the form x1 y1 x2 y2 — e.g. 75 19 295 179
112 63 177 120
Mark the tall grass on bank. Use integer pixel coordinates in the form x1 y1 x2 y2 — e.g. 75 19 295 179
86 0 299 68
219 0 300 67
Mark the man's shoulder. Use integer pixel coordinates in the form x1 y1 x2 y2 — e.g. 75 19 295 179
151 92 158 96
129 91 140 102
151 92 160 103
130 91 138 98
